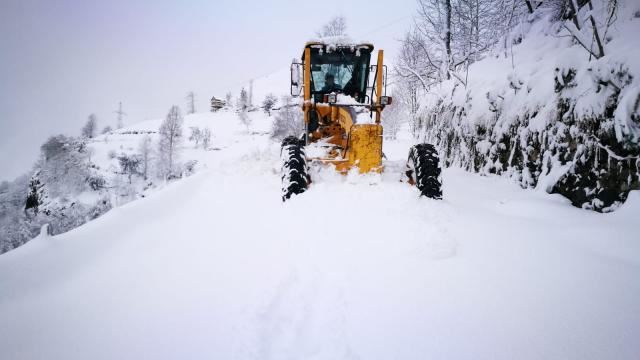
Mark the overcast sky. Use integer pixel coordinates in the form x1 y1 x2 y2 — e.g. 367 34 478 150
0 0 415 181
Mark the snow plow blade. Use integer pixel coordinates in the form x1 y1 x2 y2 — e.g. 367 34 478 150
345 124 383 174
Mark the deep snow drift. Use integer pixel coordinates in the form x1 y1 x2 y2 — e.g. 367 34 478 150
0 110 639 359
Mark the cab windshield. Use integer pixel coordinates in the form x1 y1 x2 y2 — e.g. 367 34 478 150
308 46 371 103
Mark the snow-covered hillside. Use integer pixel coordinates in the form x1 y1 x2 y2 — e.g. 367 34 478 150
1 108 639 359
0 108 273 254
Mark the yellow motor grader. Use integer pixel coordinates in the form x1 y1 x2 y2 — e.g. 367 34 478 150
281 40 442 201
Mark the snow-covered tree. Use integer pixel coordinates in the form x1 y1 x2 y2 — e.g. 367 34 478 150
189 127 202 147
316 16 347 38
238 111 252 131
236 88 252 130
138 135 153 180
0 174 32 253
201 128 212 149
158 105 184 179
262 94 278 116
24 171 43 215
37 135 90 197
225 92 233 108
237 88 249 111
0 174 28 219
101 125 113 134
0 181 8 195
81 114 98 138
271 96 304 140
118 153 141 184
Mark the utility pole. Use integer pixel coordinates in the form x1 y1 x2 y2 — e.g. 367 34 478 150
186 91 196 114
114 102 126 129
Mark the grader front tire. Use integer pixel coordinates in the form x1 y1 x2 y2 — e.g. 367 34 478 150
406 143 443 200
281 136 309 201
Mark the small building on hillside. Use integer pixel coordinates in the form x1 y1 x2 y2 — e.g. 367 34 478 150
210 96 226 112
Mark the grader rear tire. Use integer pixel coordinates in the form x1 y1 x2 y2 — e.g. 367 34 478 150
406 143 443 199
281 136 309 201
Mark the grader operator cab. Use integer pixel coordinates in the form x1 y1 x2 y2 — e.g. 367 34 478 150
281 41 443 201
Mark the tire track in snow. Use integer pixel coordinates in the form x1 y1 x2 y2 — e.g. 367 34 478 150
414 199 458 260
219 137 459 359
238 265 359 360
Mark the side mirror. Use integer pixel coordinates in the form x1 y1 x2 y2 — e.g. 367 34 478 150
382 64 388 95
290 60 302 97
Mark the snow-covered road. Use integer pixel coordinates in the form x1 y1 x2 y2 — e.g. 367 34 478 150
1 113 639 359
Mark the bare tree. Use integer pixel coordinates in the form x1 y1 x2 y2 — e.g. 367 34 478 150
316 16 348 38
562 0 616 60
381 102 405 140
416 0 453 80
138 135 153 180
394 0 456 89
158 106 184 178
390 76 423 137
186 91 196 114
81 114 98 138
395 30 432 91
398 0 526 91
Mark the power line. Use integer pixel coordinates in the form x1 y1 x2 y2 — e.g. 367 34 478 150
356 15 412 38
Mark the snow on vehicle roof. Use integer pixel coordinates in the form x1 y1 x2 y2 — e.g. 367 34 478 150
304 35 374 53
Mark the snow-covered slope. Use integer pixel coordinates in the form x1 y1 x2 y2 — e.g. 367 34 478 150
1 111 639 359
0 105 281 255
91 109 271 182
421 6 640 212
